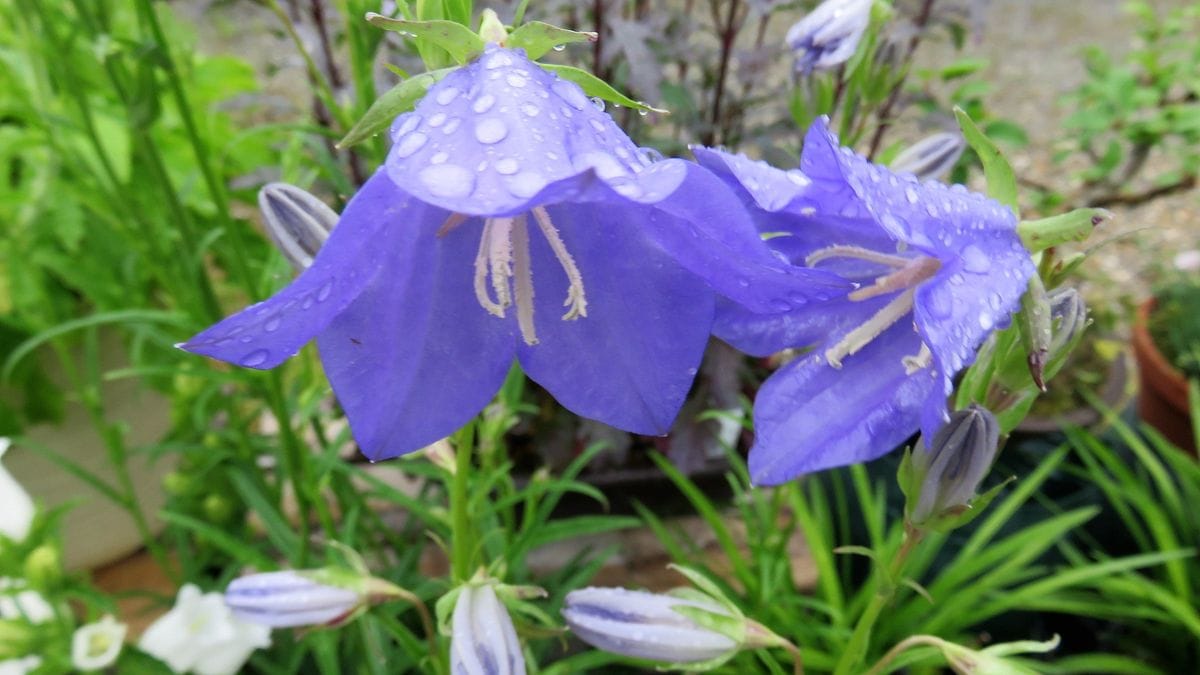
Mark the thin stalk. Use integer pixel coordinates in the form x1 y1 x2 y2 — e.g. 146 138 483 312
706 0 743 146
450 422 477 582
265 374 316 565
864 634 950 675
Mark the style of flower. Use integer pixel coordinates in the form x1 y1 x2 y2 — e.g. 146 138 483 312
71 614 127 671
450 583 525 675
694 117 1034 484
181 45 846 461
138 584 270 675
0 439 33 542
785 0 873 74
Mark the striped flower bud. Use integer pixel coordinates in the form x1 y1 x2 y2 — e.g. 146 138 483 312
785 0 873 74
909 405 1000 526
562 587 740 664
225 569 399 629
891 131 966 182
450 583 525 675
258 182 337 271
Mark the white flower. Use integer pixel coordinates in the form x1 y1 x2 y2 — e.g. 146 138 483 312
0 579 53 625
139 584 270 675
0 439 34 542
890 132 967 182
71 614 127 671
0 656 41 675
450 583 525 675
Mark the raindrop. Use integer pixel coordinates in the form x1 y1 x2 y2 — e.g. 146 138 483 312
552 44 565 52
978 312 994 330
988 293 1003 310
553 80 589 110
392 131 428 158
428 112 447 127
442 118 461 135
430 151 449 165
637 147 663 164
960 244 991 273
638 109 648 117
506 171 546 198
613 182 643 199
506 73 527 88
264 317 281 333
419 164 476 198
472 94 496 114
786 170 811 187
589 96 606 111
301 296 315 309
737 277 751 288
435 88 460 105
240 349 269 367
904 186 919 204
787 292 809 306
769 298 791 313
588 118 606 134
925 287 953 319
391 114 420 140
495 157 520 175
316 280 334 302
485 52 513 69
520 103 540 117
474 118 508 144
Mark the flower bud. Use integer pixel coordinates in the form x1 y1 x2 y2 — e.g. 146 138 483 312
258 183 337 271
0 439 33 543
0 619 36 659
450 583 525 675
785 0 873 74
1046 286 1086 359
562 587 740 664
225 570 369 629
22 545 60 589
71 615 126 671
890 131 966 182
909 405 1000 526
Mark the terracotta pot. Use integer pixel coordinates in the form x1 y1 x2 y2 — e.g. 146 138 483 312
1131 298 1196 454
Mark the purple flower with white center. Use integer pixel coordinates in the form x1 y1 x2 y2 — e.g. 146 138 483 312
562 587 739 663
181 46 847 460
225 571 362 629
694 117 1034 485
450 583 525 675
785 0 873 74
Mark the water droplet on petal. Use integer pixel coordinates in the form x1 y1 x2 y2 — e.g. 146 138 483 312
495 157 520 175
506 171 545 198
301 296 315 309
589 96 605 111
264 317 281 332
474 118 508 144
506 73 527 88
904 186 919 204
786 170 811 186
442 118 461 135
472 94 496 114
960 244 992 273
613 182 643 198
316 280 334 302
924 286 953 319
240 349 269 367
979 312 994 330
552 44 566 52
435 87 459 105
393 131 428 158
430 151 449 165
520 103 540 117
485 52 512 69
419 164 476 198
427 112 446 127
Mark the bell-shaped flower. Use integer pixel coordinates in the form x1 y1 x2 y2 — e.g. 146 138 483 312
694 118 1034 484
181 46 846 461
562 587 740 664
225 570 365 629
785 0 873 74
890 131 966 182
450 583 525 675
71 615 126 671
139 584 270 675
0 439 33 543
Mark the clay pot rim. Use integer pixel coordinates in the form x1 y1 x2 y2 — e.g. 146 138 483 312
1132 297 1191 409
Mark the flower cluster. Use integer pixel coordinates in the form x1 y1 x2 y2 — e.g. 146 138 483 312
183 44 1031 485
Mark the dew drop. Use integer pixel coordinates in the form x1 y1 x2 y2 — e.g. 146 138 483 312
472 94 496 114
316 280 334 302
393 131 428 158
588 118 606 134
904 186 919 204
520 103 540 117
494 157 520 175
553 80 589 110
485 52 512 69
613 182 643 199
430 151 449 165
419 164 476 198
552 44 566 52
240 349 269 367
435 87 460 105
264 317 281 333
427 112 447 127
786 170 811 187
960 244 992 273
925 286 953 319
589 96 606 111
301 296 315 310
506 171 545 198
978 312 994 330
506 73 527 88
474 118 508 144
769 298 792 312
442 118 461 135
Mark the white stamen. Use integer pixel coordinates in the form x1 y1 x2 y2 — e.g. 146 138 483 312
488 217 515 310
531 206 588 319
510 215 538 345
903 342 933 374
805 244 911 269
824 289 916 368
473 219 506 317
848 256 940 301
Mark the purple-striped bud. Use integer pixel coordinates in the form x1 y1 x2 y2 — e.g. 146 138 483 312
450 583 525 675
909 405 1000 526
562 587 740 664
225 570 365 629
258 183 337 271
785 0 873 74
890 131 966 182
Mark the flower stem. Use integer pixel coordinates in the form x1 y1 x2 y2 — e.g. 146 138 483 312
864 634 951 675
832 524 924 675
450 422 477 582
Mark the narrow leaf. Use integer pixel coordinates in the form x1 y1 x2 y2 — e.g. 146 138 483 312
1018 208 1109 252
338 68 453 148
954 106 1018 214
365 13 484 64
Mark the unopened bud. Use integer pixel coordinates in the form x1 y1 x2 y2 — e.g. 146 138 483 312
225 569 398 629
0 438 33 543
450 583 525 675
909 405 1000 526
891 132 966 182
1047 286 1087 359
562 587 740 664
258 183 337 271
785 0 873 74
22 545 60 589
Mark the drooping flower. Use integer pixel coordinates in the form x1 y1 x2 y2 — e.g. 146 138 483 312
694 117 1034 484
181 46 846 461
0 439 33 542
139 584 270 675
785 0 873 74
71 614 127 671
450 583 525 675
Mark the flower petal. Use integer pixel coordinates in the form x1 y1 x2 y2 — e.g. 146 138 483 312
515 203 714 435
714 294 888 357
749 321 935 484
317 211 516 460
180 172 404 369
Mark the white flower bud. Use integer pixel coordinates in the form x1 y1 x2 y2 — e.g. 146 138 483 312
891 132 966 182
225 570 363 629
258 183 337 271
71 615 126 671
450 583 525 675
785 0 873 74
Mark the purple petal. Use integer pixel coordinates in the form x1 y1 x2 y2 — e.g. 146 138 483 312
515 203 714 435
317 210 516 461
180 172 404 369
714 294 887 357
749 321 935 484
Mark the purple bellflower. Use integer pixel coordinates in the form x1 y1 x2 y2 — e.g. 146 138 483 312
785 0 873 74
694 118 1034 485
181 46 847 461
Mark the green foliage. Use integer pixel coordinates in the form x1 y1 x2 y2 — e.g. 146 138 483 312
1148 276 1200 378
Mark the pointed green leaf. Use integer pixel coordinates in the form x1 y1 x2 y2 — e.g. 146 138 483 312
506 22 597 60
1018 207 1109 252
954 106 1018 214
539 64 667 113
667 564 741 616
338 68 454 148
366 13 485 64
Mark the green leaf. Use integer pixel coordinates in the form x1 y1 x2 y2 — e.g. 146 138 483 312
954 106 1018 214
506 22 596 60
539 64 667 113
338 68 454 148
1018 207 1109 252
365 13 484 64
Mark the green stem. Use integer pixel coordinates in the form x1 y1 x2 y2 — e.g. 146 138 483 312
833 525 924 675
450 422 476 582
863 635 950 675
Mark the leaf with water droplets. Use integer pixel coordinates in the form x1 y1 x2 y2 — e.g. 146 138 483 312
338 68 453 148
954 106 1017 215
506 22 597 60
365 13 485 64
539 64 667 114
